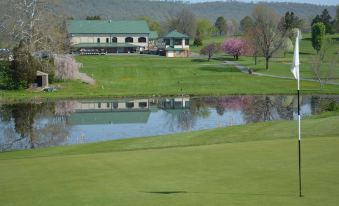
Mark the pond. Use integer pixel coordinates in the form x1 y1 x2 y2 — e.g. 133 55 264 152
1 95 338 152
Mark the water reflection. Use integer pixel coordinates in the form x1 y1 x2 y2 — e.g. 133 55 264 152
0 95 338 152
0 102 70 151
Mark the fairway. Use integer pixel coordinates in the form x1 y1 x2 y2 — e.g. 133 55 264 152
1 54 339 101
1 113 339 206
1 138 338 206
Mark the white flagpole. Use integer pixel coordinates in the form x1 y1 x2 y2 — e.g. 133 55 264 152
298 71 302 197
291 29 302 197
294 30 302 197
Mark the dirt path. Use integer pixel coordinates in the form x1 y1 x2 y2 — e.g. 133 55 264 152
224 61 339 86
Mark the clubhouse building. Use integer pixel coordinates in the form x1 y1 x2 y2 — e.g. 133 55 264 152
66 20 190 57
67 20 156 54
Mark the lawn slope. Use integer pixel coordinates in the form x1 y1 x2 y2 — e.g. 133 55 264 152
1 55 339 101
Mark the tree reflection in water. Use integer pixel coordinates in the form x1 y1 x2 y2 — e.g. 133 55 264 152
164 98 210 131
0 102 71 151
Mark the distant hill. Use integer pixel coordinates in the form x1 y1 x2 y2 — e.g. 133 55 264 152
50 0 336 23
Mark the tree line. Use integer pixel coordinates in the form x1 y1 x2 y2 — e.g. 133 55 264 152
199 5 339 72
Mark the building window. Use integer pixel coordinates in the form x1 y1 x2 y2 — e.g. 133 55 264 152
113 102 118 109
139 102 147 108
126 102 134 108
106 38 109 43
174 39 182 46
125 37 133 43
185 39 189 45
112 37 117 43
138 37 146 43
98 103 101 108
97 38 100 43
107 103 110 108
164 39 170 46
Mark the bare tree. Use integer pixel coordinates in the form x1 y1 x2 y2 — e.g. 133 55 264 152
311 38 338 88
0 0 66 53
200 43 219 61
243 29 261 65
165 8 197 38
252 5 287 70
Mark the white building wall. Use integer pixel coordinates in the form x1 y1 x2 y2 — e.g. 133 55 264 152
70 33 149 49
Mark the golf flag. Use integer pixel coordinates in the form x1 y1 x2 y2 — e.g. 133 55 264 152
291 30 300 80
291 29 303 197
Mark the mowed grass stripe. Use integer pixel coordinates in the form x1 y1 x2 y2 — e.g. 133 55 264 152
0 137 338 206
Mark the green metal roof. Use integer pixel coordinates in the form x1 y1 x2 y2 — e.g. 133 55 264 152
73 43 138 48
165 47 188 51
149 31 158 39
69 111 151 125
67 20 150 34
164 30 189 39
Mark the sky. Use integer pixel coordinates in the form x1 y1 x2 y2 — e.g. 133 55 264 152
189 0 339 6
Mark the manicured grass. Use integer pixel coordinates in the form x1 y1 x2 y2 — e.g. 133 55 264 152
2 55 338 102
1 112 339 205
0 33 338 101
196 33 339 82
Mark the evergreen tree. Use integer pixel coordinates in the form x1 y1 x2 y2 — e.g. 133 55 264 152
214 16 227 36
311 22 326 54
10 41 40 89
240 16 253 33
280 12 304 33
312 9 334 34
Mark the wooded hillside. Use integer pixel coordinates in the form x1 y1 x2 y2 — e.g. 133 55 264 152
50 0 336 22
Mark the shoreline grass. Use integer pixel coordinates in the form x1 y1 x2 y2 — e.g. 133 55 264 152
1 54 339 102
1 111 338 159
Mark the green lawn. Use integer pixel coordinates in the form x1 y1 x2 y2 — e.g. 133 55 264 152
195 33 339 82
1 112 339 206
0 33 338 101
2 55 338 102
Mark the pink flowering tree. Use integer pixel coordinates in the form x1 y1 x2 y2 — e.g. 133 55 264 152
221 38 245 60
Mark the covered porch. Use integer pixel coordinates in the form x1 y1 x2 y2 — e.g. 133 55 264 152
72 43 139 55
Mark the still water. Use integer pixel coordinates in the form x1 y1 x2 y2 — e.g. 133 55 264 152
0 95 338 152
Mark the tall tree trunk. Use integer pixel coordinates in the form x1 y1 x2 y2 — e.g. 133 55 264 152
265 57 269 70
254 55 257 65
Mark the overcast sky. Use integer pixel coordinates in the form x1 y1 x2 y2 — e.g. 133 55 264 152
189 0 338 6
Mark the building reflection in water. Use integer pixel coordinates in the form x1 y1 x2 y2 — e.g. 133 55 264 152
0 95 338 152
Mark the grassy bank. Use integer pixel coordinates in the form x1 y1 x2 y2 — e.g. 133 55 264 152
0 34 338 101
1 112 339 205
0 56 338 102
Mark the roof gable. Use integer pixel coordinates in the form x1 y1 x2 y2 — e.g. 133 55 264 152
66 20 150 34
164 30 189 38
149 31 158 39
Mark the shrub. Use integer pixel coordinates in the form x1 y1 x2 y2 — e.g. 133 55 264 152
9 41 40 89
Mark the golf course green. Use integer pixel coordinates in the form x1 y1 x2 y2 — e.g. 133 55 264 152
1 112 339 206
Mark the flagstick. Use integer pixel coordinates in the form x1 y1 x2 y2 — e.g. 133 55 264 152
297 76 303 197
